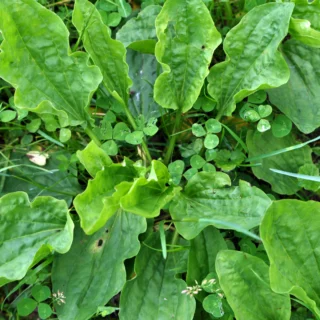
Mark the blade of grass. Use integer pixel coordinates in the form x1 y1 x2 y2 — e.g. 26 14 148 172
221 123 248 152
159 221 167 259
246 135 320 163
270 168 320 182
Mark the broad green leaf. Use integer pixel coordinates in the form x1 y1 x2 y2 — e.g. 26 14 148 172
154 0 221 112
187 227 227 301
261 200 320 317
117 5 161 54
170 172 271 239
76 140 112 178
0 110 16 122
207 3 293 117
268 40 320 134
0 0 102 129
271 114 292 138
289 0 320 47
216 250 291 320
0 192 74 286
246 130 313 194
203 294 224 318
126 49 163 120
119 232 195 320
52 213 146 320
73 163 138 234
73 0 132 105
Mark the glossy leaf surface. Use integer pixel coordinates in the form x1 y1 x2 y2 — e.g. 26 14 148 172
261 200 320 317
117 5 161 54
268 40 320 134
154 0 221 112
247 130 313 194
207 3 293 117
52 212 146 320
119 233 195 320
216 250 291 320
73 0 132 104
0 0 102 128
170 172 271 239
0 192 74 286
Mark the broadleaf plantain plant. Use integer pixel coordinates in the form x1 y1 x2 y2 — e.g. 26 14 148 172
0 0 320 319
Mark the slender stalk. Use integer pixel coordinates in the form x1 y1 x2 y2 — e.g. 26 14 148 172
171 229 180 246
46 0 72 8
164 110 182 165
84 126 101 146
224 0 233 24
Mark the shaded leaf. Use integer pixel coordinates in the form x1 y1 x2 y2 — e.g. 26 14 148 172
52 213 146 320
246 130 313 194
170 172 271 239
117 5 161 54
261 200 320 317
0 0 102 129
0 192 74 286
154 0 221 112
207 3 293 117
119 232 195 320
31 285 51 302
216 250 291 320
17 298 37 317
268 40 320 134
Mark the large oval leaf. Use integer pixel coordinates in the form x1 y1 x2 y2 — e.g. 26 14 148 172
0 0 102 129
261 200 320 317
73 0 132 105
170 172 271 239
268 40 320 134
0 192 74 286
246 130 313 194
207 3 293 118
52 211 146 320
216 250 291 320
154 0 221 112
119 232 195 320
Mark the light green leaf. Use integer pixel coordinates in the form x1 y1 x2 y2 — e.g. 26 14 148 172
298 164 320 191
203 294 224 318
52 213 146 320
101 139 118 156
187 227 227 301
119 232 196 320
268 40 320 134
257 119 271 132
154 0 221 112
125 130 144 145
59 128 71 143
271 114 292 138
0 192 74 286
73 0 132 105
120 161 180 218
73 163 138 234
0 0 102 129
76 140 112 178
289 0 320 47
204 134 219 150
289 18 320 48
170 172 271 239
261 200 320 317
117 5 161 54
190 155 206 169
216 250 291 320
207 3 293 117
246 130 313 194
0 110 16 122
113 122 131 141
192 123 207 137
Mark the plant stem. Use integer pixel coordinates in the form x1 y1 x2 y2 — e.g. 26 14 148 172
122 103 152 164
84 126 101 146
46 0 72 8
171 229 179 246
224 0 233 24
164 110 182 165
